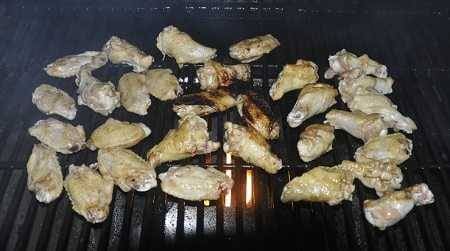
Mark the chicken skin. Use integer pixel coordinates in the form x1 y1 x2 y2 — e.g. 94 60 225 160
28 118 86 154
44 51 107 78
338 75 394 104
146 115 220 168
159 165 233 201
26 144 63 203
229 34 280 63
32 84 77 120
118 72 151 115
223 122 282 174
145 68 182 101
269 59 319 101
364 183 434 230
297 124 335 162
287 83 338 128
197 60 251 90
236 92 280 140
173 89 237 117
354 133 413 165
64 164 114 223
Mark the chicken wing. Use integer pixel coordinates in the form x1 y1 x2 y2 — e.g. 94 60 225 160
338 75 394 104
103 36 154 73
145 68 182 101
88 118 151 150
173 89 237 117
197 60 251 90
156 25 217 66
236 92 280 140
97 148 157 192
269 59 319 101
223 122 282 174
297 124 334 162
32 84 77 120
28 118 86 154
44 51 107 78
76 67 121 116
287 83 338 128
348 93 417 133
325 109 388 142
118 72 151 115
26 144 63 203
339 160 402 196
159 165 233 201
64 164 114 223
280 166 355 205
324 49 388 80
364 183 434 230
229 34 280 63
146 115 220 167
354 133 412 165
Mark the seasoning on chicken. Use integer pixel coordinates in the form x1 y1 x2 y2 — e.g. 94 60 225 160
156 25 217 66
364 183 434 230
297 124 334 162
325 109 388 142
28 118 86 154
118 72 151 115
103 36 154 73
26 144 63 203
269 59 319 101
44 51 107 78
354 133 413 165
145 68 182 101
338 75 394 104
197 60 251 90
146 115 220 168
32 84 77 120
159 165 233 201
281 166 355 205
64 164 114 223
88 118 151 150
229 34 280 63
173 88 237 117
97 148 157 192
223 122 282 174
287 83 338 128
236 92 280 140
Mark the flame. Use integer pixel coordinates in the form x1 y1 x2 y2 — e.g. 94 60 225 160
203 200 210 206
246 169 253 206
225 170 232 207
225 153 232 164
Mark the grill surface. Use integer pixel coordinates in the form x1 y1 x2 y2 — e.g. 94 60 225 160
1 1 450 250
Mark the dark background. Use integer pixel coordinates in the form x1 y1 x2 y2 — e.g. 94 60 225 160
0 1 449 250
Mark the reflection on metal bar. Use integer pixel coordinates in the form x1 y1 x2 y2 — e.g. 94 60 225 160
246 169 253 207
225 170 232 207
225 153 232 164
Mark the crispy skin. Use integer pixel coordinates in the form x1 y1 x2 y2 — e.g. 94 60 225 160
223 122 282 174
338 75 394 104
297 124 334 162
44 51 107 78
32 84 77 120
145 69 182 101
27 144 63 203
197 60 251 90
103 36 153 73
173 89 237 117
88 118 151 150
118 72 151 115
354 133 412 165
229 34 280 63
159 165 233 201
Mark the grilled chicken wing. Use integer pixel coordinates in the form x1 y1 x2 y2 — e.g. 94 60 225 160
325 109 388 142
324 49 388 80
223 122 282 174
354 133 412 165
173 89 237 117
229 34 280 63
364 183 434 230
236 92 280 140
44 51 107 78
146 115 220 167
338 75 394 104
64 164 114 223
32 84 77 120
159 165 233 201
339 160 402 196
76 67 120 116
197 60 251 90
145 69 182 101
269 60 319 101
156 25 217 66
103 36 153 73
27 144 63 203
98 148 157 192
88 118 151 150
287 83 338 128
297 124 334 162
281 166 355 205
118 72 151 115
348 94 417 133
28 118 86 154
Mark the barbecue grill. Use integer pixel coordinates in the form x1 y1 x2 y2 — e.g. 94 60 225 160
1 0 450 250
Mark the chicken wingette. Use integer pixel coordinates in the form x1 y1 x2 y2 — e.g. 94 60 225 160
32 84 77 120
229 34 280 63
197 60 251 90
